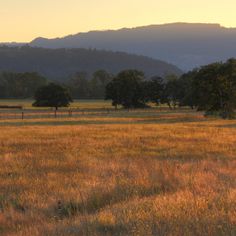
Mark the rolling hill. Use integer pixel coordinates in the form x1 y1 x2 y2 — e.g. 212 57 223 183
0 46 181 80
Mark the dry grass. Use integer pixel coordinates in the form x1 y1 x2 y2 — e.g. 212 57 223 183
0 109 235 236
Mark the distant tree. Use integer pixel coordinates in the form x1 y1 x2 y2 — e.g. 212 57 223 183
105 70 147 109
67 70 113 99
178 70 198 109
0 76 7 98
90 70 113 98
142 76 164 105
160 75 181 109
33 83 73 110
0 72 47 98
16 72 48 98
67 72 90 99
193 59 236 118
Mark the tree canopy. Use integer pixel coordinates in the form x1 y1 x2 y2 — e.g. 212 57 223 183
33 83 73 110
142 76 164 105
0 72 47 98
179 59 236 118
105 70 147 109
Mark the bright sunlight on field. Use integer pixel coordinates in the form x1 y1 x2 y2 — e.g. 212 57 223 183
0 105 236 235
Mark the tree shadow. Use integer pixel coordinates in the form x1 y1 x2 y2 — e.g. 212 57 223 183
0 116 210 127
216 124 236 128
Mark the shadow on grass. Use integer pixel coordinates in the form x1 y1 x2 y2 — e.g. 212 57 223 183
217 124 236 128
49 222 128 236
54 179 178 219
0 117 210 127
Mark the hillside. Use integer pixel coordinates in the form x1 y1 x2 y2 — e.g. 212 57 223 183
0 46 181 80
30 23 236 70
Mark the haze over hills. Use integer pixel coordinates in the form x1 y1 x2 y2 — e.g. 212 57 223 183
0 46 181 80
29 23 236 70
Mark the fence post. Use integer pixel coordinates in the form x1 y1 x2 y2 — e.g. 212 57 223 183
54 110 57 118
68 110 72 117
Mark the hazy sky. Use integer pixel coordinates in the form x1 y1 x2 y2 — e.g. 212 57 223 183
1 0 236 42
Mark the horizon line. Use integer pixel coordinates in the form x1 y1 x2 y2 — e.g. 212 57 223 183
1 21 235 44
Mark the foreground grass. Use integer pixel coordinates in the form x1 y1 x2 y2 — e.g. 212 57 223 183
0 110 235 235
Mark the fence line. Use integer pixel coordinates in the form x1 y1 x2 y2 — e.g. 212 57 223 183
0 107 126 120
0 107 193 121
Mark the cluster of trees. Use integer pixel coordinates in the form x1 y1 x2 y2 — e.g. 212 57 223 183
106 59 236 118
188 59 236 118
0 70 112 99
0 72 47 98
67 70 112 99
105 70 182 109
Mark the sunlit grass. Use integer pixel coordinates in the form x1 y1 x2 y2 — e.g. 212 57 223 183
0 108 235 235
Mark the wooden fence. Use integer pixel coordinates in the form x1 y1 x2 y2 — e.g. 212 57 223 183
0 108 122 120
0 107 192 121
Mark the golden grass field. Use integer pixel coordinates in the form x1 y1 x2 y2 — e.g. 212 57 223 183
0 104 236 235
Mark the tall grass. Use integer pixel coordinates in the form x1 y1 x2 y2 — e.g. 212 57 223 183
0 110 235 235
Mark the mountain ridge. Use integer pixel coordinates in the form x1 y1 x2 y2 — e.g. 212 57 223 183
29 23 236 70
31 23 225 41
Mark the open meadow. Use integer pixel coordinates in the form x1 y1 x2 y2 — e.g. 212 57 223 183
0 100 236 236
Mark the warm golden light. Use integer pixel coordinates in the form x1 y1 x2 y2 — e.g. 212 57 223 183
1 0 236 42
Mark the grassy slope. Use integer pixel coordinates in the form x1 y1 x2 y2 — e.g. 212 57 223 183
0 108 235 235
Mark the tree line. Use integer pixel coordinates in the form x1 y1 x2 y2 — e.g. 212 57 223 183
0 70 112 99
0 58 236 118
105 59 236 118
0 72 47 98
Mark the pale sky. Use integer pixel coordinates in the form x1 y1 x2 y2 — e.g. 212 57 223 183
1 0 236 42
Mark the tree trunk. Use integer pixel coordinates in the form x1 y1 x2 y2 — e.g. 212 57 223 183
167 102 172 110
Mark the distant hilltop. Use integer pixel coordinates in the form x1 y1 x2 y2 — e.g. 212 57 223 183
2 23 236 70
29 23 236 70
